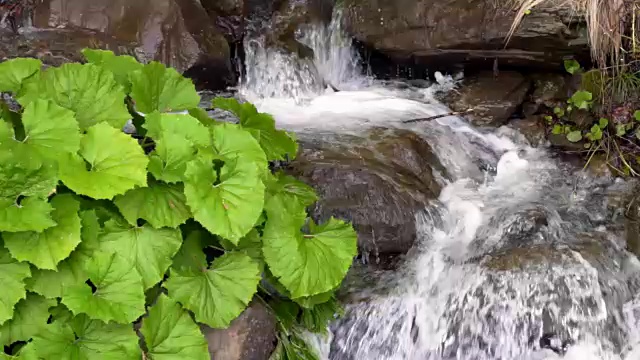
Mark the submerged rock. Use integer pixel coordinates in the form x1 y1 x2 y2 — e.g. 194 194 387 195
202 302 277 360
288 127 447 260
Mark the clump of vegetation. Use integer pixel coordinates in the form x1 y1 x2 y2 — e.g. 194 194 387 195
543 59 640 175
0 51 357 359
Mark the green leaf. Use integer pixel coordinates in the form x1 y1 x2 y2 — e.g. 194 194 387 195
59 123 148 199
4 194 82 270
262 207 357 299
81 49 142 90
18 63 130 130
0 198 56 233
553 107 565 117
563 59 581 75
636 127 640 140
26 211 101 298
144 112 211 183
566 130 583 143
212 97 258 121
188 108 219 127
166 252 260 328
589 124 603 140
568 90 592 110
551 124 563 135
300 297 342 333
265 172 318 208
31 314 141 359
140 294 209 360
130 62 200 113
170 229 215 274
0 58 42 93
222 229 264 268
98 220 182 289
0 162 57 232
270 331 320 360
61 252 145 324
634 110 640 121
211 122 268 169
184 156 265 244
0 99 80 167
598 118 609 129
114 181 191 228
144 112 210 148
0 293 56 346
0 248 31 325
0 162 57 200
617 124 628 136
241 113 298 161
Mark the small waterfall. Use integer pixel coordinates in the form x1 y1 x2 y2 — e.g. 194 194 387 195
239 8 640 360
240 10 369 102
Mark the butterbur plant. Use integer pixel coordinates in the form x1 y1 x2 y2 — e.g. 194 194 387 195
0 50 357 359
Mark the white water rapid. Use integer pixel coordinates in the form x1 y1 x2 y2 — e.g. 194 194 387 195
239 11 640 360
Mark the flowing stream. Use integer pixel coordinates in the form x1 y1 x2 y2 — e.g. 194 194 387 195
239 12 640 360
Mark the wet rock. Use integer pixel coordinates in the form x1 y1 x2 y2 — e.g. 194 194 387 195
202 301 277 360
627 189 640 258
508 115 546 146
343 0 589 70
585 154 612 178
547 133 584 151
446 71 530 127
288 128 447 259
3 0 233 90
522 74 567 116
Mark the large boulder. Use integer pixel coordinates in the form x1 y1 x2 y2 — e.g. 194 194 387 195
287 128 447 261
342 0 589 70
2 0 234 90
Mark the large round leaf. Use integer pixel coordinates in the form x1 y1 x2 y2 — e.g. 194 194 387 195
166 252 260 328
0 293 56 346
59 123 148 199
0 99 80 168
61 252 145 324
141 294 209 360
26 210 100 299
4 194 82 270
81 49 142 90
31 314 141 360
262 199 357 299
0 58 41 93
17 63 130 130
0 248 31 325
97 220 182 289
211 123 267 169
184 157 265 244
143 112 210 183
0 162 57 233
114 181 191 228
130 62 200 113
0 198 55 233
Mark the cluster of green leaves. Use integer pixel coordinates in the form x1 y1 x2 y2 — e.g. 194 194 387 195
546 60 640 147
0 50 357 359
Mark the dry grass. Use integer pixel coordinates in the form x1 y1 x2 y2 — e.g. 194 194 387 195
506 0 629 68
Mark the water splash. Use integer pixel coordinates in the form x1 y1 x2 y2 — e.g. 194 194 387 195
240 10 370 103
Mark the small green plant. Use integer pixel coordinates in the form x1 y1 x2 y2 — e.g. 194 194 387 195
564 59 581 75
0 51 357 358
